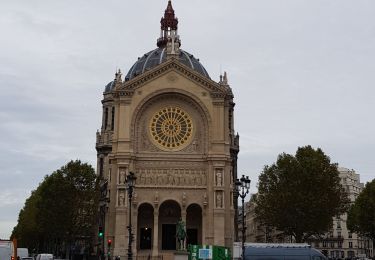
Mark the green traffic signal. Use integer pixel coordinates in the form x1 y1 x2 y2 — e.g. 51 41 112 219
99 226 103 237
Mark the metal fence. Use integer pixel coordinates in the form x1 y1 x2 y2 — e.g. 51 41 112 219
136 255 163 260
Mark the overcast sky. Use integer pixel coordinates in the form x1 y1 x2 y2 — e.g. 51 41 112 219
1 0 374 239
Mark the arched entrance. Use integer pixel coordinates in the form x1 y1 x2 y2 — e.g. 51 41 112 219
186 204 202 246
159 200 181 250
137 203 154 251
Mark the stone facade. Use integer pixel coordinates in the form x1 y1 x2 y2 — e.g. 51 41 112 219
96 2 239 258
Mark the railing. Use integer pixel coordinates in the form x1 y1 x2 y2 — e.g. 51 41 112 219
136 255 163 260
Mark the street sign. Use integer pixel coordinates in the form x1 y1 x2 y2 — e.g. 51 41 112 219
198 248 212 259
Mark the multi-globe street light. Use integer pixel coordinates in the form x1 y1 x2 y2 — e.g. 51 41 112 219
235 175 251 260
126 171 137 260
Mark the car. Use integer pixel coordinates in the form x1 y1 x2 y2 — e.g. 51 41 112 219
36 254 54 260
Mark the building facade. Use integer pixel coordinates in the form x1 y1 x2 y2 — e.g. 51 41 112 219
313 167 373 259
245 167 373 259
96 1 239 258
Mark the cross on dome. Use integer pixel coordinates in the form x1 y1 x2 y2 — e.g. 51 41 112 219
157 0 180 55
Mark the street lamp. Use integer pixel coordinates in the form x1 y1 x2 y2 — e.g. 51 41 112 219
235 175 251 260
126 171 137 260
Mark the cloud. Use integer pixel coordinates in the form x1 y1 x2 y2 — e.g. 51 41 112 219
0 0 374 238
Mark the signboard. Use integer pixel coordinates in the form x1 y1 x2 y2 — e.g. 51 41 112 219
198 248 212 259
188 244 231 260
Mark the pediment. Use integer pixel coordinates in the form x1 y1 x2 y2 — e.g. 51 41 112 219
115 58 232 98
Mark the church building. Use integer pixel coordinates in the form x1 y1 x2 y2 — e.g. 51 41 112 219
96 1 239 258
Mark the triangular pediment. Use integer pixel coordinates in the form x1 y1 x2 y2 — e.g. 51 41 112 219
116 58 231 98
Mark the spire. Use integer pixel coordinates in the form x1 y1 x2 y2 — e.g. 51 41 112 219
157 1 180 58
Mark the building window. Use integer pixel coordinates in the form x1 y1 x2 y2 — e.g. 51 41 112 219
111 107 115 131
348 232 352 238
331 242 335 248
337 231 341 238
338 241 342 248
337 220 341 229
323 241 327 248
99 157 104 178
104 107 109 130
349 242 353 248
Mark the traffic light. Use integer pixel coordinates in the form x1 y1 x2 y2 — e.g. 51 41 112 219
107 239 112 248
98 226 103 238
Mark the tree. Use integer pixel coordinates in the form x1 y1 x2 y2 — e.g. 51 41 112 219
347 179 375 247
12 160 99 256
255 145 349 242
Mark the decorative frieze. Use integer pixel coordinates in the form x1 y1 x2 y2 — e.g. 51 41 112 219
135 168 207 187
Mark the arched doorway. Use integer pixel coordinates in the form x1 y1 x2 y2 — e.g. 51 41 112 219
159 200 181 250
186 204 202 246
137 203 154 251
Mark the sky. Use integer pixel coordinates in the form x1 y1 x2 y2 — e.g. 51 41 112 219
0 0 374 239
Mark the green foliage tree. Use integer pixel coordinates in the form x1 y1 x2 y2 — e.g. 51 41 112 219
255 145 349 242
347 179 375 247
11 160 99 256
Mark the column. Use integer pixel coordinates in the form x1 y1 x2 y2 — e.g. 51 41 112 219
152 209 159 257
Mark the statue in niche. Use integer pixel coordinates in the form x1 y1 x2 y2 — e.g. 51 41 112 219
118 190 125 206
119 170 126 184
216 170 223 186
216 192 223 208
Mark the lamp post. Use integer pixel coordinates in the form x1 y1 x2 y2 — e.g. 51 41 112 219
235 175 251 260
126 171 137 260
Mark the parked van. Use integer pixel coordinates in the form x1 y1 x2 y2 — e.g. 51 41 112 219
17 248 29 258
244 243 327 260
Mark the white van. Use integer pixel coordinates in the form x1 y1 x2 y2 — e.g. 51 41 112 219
17 248 29 258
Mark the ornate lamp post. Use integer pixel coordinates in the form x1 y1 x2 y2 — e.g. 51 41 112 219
126 171 137 260
235 175 251 260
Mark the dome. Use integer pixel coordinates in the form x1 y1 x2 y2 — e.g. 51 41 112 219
104 81 114 93
124 48 210 81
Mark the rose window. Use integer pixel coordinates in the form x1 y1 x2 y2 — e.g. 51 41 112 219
149 106 193 150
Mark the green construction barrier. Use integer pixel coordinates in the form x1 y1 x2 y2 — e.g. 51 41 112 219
188 244 231 260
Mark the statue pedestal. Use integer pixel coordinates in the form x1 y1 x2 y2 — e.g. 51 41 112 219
174 251 189 260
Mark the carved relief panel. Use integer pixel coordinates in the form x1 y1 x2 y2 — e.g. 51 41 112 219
135 167 207 187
